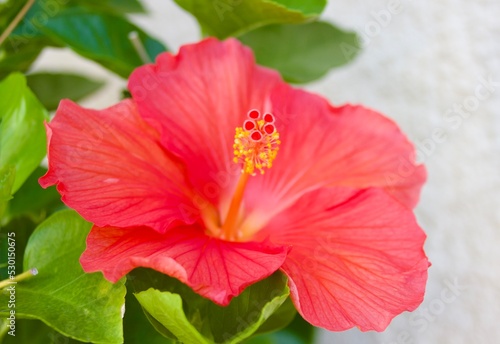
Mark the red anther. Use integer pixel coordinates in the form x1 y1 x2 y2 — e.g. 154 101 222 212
248 109 260 119
250 130 263 142
263 113 275 123
244 120 256 131
263 123 275 134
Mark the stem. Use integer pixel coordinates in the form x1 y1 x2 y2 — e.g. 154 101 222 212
0 0 36 47
128 31 152 64
221 173 250 240
0 268 38 289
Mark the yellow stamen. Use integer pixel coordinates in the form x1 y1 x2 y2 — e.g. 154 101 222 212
233 114 280 176
219 109 280 240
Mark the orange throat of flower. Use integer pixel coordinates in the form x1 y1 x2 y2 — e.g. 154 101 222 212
216 109 280 241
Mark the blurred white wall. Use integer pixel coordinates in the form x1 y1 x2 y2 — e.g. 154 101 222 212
32 0 500 343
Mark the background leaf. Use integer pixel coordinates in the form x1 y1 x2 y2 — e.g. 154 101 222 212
0 40 46 80
4 167 64 222
243 314 317 344
39 7 166 77
0 73 48 194
2 1 157 79
0 0 25 32
239 21 360 83
123 285 173 344
136 289 210 344
0 210 126 344
269 0 325 14
0 167 15 218
0 318 83 344
26 72 104 111
251 297 296 336
131 269 291 344
0 217 36 282
173 0 326 38
79 0 146 14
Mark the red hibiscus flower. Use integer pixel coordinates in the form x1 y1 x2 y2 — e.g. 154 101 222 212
40 38 428 331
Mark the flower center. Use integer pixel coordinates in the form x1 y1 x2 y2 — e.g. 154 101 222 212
233 109 280 176
219 109 280 241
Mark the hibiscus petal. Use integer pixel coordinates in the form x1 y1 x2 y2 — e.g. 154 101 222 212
40 99 195 232
80 225 288 305
256 187 428 331
243 87 426 230
128 38 284 210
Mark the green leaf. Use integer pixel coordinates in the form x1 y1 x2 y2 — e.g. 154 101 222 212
0 216 36 281
0 318 83 344
78 0 146 14
0 40 46 80
0 0 25 33
244 313 317 344
0 167 15 218
5 167 64 222
39 7 167 77
131 269 290 344
173 0 326 38
10 1 48 41
0 1 44 79
6 1 159 78
269 0 325 14
10 0 145 39
252 297 296 336
0 210 127 344
26 72 104 111
0 73 48 194
136 289 209 344
239 21 360 83
123 283 173 344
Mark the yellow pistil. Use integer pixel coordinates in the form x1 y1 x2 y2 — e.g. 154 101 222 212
221 172 250 239
220 109 280 240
